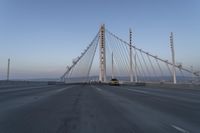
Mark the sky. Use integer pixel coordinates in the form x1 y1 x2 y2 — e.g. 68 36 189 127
0 0 200 79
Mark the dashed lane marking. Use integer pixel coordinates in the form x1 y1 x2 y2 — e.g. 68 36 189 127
171 124 190 133
90 86 104 92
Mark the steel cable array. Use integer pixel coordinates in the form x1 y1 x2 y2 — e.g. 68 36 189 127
61 27 199 84
61 32 99 83
106 29 199 83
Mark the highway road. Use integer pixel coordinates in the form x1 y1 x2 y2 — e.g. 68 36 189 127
0 83 200 133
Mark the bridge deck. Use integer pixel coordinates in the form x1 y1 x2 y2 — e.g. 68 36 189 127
0 83 200 133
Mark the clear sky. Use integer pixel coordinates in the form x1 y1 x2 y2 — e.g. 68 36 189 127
0 0 200 79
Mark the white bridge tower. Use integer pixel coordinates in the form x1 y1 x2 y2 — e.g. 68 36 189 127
99 24 107 82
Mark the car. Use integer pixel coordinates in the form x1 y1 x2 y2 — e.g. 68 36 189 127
109 78 120 86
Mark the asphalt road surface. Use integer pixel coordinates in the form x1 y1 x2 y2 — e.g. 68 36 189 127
0 83 200 133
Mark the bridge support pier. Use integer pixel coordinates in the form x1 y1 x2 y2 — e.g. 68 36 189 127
129 29 138 83
99 24 107 82
7 58 10 81
129 29 133 82
170 32 177 84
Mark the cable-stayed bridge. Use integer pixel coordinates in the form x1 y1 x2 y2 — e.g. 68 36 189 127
61 25 200 84
1 25 200 133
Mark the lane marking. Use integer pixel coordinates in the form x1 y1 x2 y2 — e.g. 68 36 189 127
126 88 149 94
0 85 51 93
117 87 200 103
171 125 190 133
55 86 75 92
91 86 102 92
0 85 76 114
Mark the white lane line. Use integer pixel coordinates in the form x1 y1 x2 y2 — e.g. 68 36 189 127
118 87 200 103
0 85 51 93
0 85 76 114
171 125 190 133
126 88 149 94
55 86 74 92
91 86 103 92
117 87 150 94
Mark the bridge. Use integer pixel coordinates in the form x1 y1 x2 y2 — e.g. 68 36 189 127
61 24 200 85
0 25 200 133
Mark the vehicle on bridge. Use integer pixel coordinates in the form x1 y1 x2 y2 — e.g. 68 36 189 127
109 78 120 86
